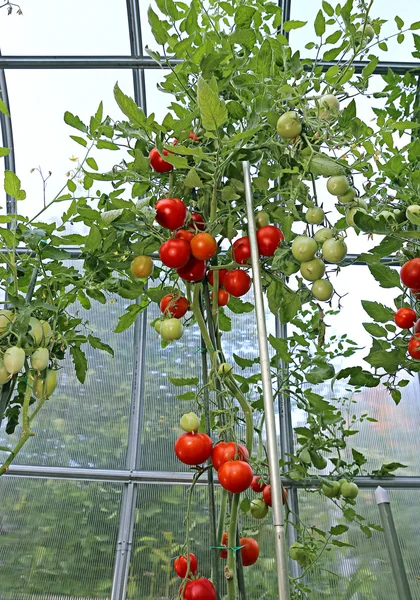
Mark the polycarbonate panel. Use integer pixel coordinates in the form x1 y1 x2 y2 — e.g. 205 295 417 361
0 261 134 469
145 70 173 124
2 70 133 222
0 0 130 55
0 477 122 599
128 483 279 599
298 488 420 599
292 265 420 476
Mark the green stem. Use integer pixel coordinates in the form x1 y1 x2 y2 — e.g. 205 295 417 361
0 381 33 476
210 183 218 223
169 171 174 197
226 493 240 600
192 283 217 364
212 270 219 320
224 376 253 456
217 488 228 547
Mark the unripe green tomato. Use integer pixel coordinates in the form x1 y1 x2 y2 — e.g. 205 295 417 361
160 318 183 341
41 321 52 346
314 228 333 244
255 211 270 229
299 448 312 464
276 111 302 139
291 236 318 262
218 362 233 376
357 23 374 42
310 452 328 470
154 320 163 334
289 542 305 562
33 369 58 399
322 481 341 498
356 199 368 211
322 238 347 263
0 309 15 332
180 412 200 433
338 187 356 204
4 346 25 374
319 94 340 121
311 279 334 302
338 478 348 486
406 205 420 225
250 498 269 519
346 207 367 227
340 482 359 499
300 258 325 282
305 207 324 225
28 317 43 346
0 358 10 384
30 347 49 371
289 542 315 567
394 209 406 223
327 176 350 196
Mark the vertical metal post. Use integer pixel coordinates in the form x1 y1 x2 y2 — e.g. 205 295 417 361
243 161 290 600
0 49 16 217
125 0 147 113
375 487 413 600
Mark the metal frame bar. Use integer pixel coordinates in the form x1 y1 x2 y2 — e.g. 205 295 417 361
0 49 16 216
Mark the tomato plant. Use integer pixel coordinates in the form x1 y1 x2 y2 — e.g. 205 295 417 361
160 294 189 319
174 432 213 466
155 198 187 230
159 239 191 269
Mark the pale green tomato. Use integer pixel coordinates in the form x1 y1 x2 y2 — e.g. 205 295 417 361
33 369 58 399
340 482 359 499
310 452 328 470
160 318 183 341
250 498 269 519
356 199 368 211
311 279 333 301
300 258 325 281
327 176 350 196
357 23 374 42
319 94 340 121
314 228 333 244
276 111 302 139
394 209 406 223
338 187 356 204
322 481 341 498
154 320 163 334
299 448 311 464
41 321 52 346
30 347 49 371
338 478 348 486
28 317 43 346
322 238 347 263
305 207 324 225
218 362 233 376
291 236 318 262
4 346 25 374
406 205 420 225
180 412 200 432
0 309 15 332
0 358 10 384
289 542 316 568
346 207 367 227
255 211 270 229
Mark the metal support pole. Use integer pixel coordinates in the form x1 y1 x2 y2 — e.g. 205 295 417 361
243 161 290 600
125 0 147 112
375 487 413 600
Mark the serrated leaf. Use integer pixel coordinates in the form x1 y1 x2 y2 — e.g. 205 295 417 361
330 524 349 536
314 10 325 36
365 349 405 373
101 209 124 225
197 76 228 131
168 376 199 387
369 236 402 257
184 168 203 188
114 83 146 128
234 5 256 28
88 335 114 357
227 297 254 314
85 224 101 252
282 20 307 32
148 6 168 45
4 171 26 200
64 111 87 133
362 300 394 323
176 391 196 401
114 302 147 333
70 346 88 384
363 323 387 337
268 335 291 363
70 135 87 147
218 309 232 332
368 263 400 289
233 353 257 369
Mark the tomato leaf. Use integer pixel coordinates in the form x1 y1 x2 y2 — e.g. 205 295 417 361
365 349 406 373
282 20 307 32
197 76 228 131
330 524 348 536
64 111 88 133
227 297 254 314
233 353 257 369
168 376 199 387
218 309 232 332
87 335 114 357
147 6 169 45
4 171 26 201
362 300 394 323
314 10 325 36
114 302 147 333
234 6 256 28
176 392 196 401
368 263 401 289
70 346 88 384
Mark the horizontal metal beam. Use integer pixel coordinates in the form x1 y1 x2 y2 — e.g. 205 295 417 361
0 56 416 74
4 465 420 489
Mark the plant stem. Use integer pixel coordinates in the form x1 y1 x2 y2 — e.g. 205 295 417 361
217 488 228 547
224 376 253 456
192 283 217 365
226 493 240 600
0 381 34 476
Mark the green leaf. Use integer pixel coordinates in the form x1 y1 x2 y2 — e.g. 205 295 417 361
410 21 420 30
97 140 119 150
240 497 251 514
0 147 10 157
70 346 88 384
280 286 302 323
101 209 124 225
268 335 291 363
282 20 307 32
322 1 334 16
176 392 196 401
257 38 273 77
306 363 335 384
64 111 87 133
147 6 168 45
70 135 87 147
67 179 77 193
314 10 325 36
86 157 98 171
197 76 228 131
368 263 400 289
227 297 254 314
114 302 147 333
362 323 387 337
218 309 232 332
369 236 402 257
168 376 199 387
362 300 394 323
114 83 146 128
42 247 71 260
234 5 256 28
362 56 379 79
352 448 367 466
184 168 203 188
325 30 342 44
335 366 380 388
365 349 405 373
395 15 404 29
88 335 114 357
0 97 10 116
4 171 26 200
392 121 420 130
330 524 349 536
85 224 101 252
233 353 257 369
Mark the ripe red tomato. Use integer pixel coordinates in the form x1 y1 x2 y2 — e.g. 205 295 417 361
174 432 213 466
262 484 288 507
250 476 266 493
159 239 191 269
211 442 249 471
181 578 216 600
207 269 228 287
149 147 173 173
400 258 420 289
189 131 199 141
177 256 207 282
176 229 195 243
408 336 420 360
411 289 420 298
190 233 217 260
394 307 417 329
239 537 259 567
211 289 230 307
224 270 251 297
160 294 189 318
188 212 206 231
218 460 253 493
220 532 228 559
232 236 251 265
415 319 420 334
256 225 284 256
174 553 198 578
155 198 187 230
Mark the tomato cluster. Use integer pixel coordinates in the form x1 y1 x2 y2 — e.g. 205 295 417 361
398 259 420 360
174 552 216 599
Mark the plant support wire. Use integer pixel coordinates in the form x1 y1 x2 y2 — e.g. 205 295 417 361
243 160 291 600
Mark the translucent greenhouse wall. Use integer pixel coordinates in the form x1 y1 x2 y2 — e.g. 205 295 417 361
0 1 419 600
